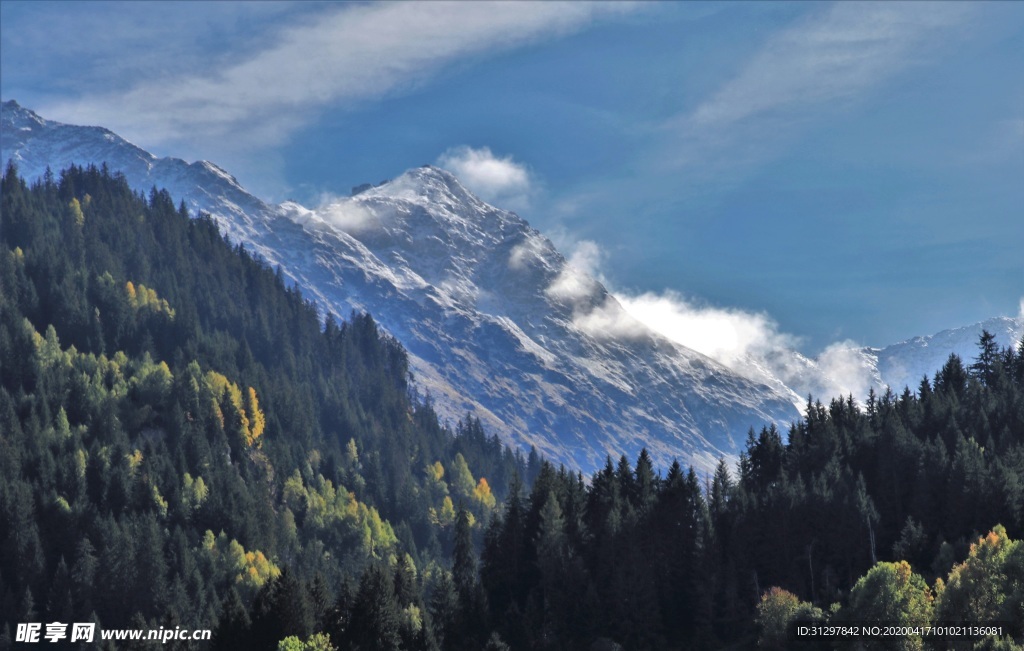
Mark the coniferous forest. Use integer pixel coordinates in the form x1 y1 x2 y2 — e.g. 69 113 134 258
2 163 1023 649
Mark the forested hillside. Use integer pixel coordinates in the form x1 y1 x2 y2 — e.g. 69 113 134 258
470 347 1024 649
2 163 1023 650
0 163 528 649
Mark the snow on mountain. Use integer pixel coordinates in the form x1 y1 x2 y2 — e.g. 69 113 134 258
0 100 273 246
9 101 1017 473
864 316 1023 393
763 316 1023 404
717 314 1024 409
2 100 808 473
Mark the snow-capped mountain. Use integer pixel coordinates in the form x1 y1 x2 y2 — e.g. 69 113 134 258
0 100 273 246
701 317 1022 411
863 316 1023 393
784 317 1022 403
720 316 1023 409
2 100 803 474
7 101 1017 473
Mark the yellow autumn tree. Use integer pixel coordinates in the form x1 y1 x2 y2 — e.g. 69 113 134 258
201 530 280 595
124 280 175 317
473 477 497 510
427 461 445 482
430 495 456 528
936 525 1022 627
755 587 824 650
126 449 144 476
448 453 475 500
68 197 84 226
206 370 251 443
244 387 265 448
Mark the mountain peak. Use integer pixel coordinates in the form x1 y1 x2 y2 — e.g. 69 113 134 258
399 164 462 187
360 164 486 212
2 102 803 473
2 99 46 129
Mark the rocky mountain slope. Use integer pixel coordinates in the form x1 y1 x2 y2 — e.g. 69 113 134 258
5 100 1019 472
2 100 805 473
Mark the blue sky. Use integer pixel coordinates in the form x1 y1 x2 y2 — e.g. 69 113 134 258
2 1 1022 357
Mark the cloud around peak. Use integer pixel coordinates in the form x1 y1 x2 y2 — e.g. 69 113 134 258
436 146 534 212
542 236 879 403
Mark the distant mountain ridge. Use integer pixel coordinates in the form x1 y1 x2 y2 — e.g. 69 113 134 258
3 99 1019 472
724 315 1023 409
865 315 1023 393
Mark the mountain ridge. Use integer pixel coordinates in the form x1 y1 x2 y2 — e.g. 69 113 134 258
4 100 1020 473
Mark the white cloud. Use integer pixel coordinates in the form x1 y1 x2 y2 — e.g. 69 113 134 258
815 341 876 402
316 196 381 234
611 290 882 401
667 2 972 175
615 290 799 368
436 146 533 212
508 243 533 271
565 240 604 278
508 234 550 271
282 194 381 234
41 2 632 161
545 239 798 366
571 296 647 340
547 239 879 402
545 240 605 304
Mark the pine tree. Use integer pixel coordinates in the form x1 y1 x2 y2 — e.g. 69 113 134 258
212 588 251 651
428 571 458 649
634 448 657 515
971 330 1001 386
346 565 402 651
452 508 476 604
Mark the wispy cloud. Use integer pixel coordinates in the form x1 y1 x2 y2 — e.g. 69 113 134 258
541 235 878 401
41 2 632 161
610 289 876 401
614 291 799 368
666 2 973 176
545 240 605 304
313 197 381 234
815 341 876 401
1 2 307 97
436 146 534 212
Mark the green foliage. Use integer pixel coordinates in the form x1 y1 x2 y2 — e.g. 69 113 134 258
281 470 397 557
937 525 1024 631
841 561 934 650
183 472 209 511
6 161 1024 650
448 453 476 501
756 587 823 650
201 529 281 597
277 632 336 651
0 163 524 648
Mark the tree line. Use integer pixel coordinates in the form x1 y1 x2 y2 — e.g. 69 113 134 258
2 162 1022 649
